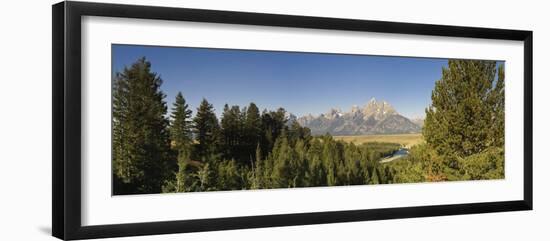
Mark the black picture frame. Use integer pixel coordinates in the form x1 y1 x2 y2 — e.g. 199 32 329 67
52 1 533 240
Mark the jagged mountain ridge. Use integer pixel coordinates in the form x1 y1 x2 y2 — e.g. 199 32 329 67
296 98 421 135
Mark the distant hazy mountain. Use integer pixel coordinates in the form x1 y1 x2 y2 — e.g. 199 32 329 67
297 98 421 136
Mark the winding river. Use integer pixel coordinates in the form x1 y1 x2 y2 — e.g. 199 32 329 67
379 148 409 163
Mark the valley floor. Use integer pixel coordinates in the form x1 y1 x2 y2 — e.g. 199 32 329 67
333 133 423 148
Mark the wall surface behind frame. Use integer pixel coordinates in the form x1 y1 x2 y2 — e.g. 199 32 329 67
0 0 547 240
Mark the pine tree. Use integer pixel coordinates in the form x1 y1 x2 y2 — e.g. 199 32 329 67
291 139 308 187
260 108 288 155
423 60 503 160
306 138 326 186
344 143 362 185
369 167 380 185
260 110 274 156
193 98 221 162
169 92 193 192
216 159 241 190
361 160 370 185
248 144 263 189
322 135 338 186
271 131 293 188
196 163 213 191
255 143 262 167
170 92 193 151
112 57 172 194
221 104 243 159
288 120 312 146
244 103 262 160
174 151 190 192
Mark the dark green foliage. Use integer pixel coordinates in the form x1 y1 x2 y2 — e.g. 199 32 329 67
220 104 244 161
195 163 214 192
306 138 327 186
291 139 309 187
459 147 504 180
260 108 288 156
170 92 193 150
170 120 400 192
215 159 242 190
244 103 263 160
112 57 173 194
219 102 266 165
424 60 504 159
244 136 399 190
288 120 312 145
247 144 264 189
271 133 294 188
165 92 194 192
193 99 221 162
384 144 440 183
389 60 505 182
112 58 505 195
386 144 504 183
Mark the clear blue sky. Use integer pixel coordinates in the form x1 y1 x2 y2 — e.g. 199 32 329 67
112 44 451 119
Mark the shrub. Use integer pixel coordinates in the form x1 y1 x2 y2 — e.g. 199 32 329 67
458 147 504 180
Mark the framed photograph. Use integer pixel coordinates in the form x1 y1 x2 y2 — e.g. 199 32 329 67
52 1 533 240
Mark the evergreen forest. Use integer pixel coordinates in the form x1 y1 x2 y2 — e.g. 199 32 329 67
112 57 504 195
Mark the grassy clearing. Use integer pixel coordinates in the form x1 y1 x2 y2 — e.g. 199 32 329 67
334 133 424 148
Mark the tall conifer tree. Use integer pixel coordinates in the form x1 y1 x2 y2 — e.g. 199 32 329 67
193 98 221 162
423 60 503 160
220 104 242 160
170 92 193 151
170 92 193 192
244 103 262 152
112 57 172 194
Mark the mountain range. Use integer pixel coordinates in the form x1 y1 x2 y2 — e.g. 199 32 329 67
296 98 422 136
